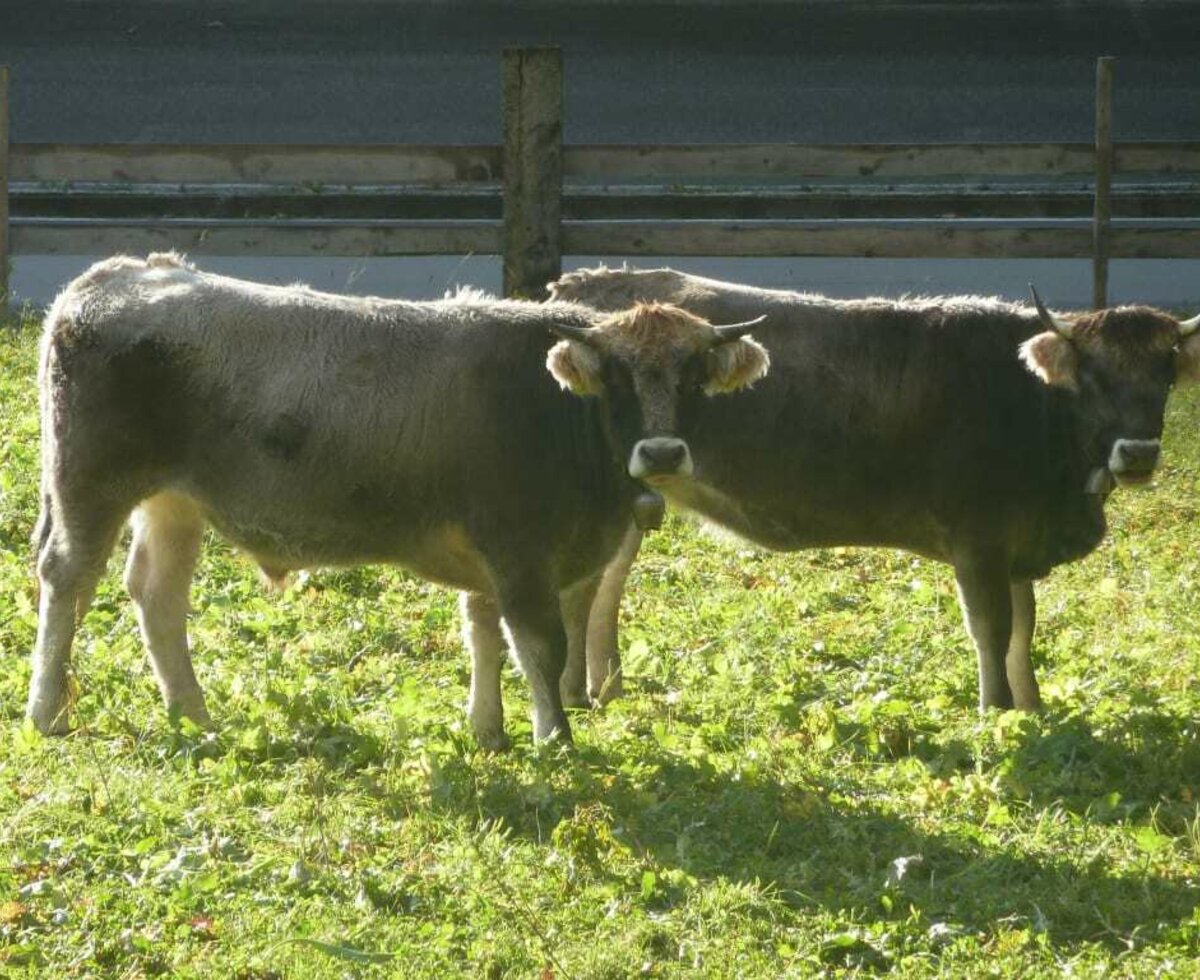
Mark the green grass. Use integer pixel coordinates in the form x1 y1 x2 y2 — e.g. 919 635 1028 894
2 310 1199 978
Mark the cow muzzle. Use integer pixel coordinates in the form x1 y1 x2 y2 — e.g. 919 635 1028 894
629 437 694 480
1108 439 1160 486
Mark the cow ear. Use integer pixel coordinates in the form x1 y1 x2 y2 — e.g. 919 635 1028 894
704 337 770 396
547 340 604 396
1019 331 1079 391
1176 331 1200 386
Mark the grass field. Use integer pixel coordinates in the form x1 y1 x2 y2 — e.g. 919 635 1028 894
1 308 1199 978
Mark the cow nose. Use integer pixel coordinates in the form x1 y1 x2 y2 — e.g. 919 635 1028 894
629 437 693 479
1109 439 1160 483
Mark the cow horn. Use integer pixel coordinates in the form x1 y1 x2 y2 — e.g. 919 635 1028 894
1028 284 1073 338
712 315 767 344
1178 312 1200 337
550 322 599 347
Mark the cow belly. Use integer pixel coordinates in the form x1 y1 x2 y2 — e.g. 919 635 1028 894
656 477 951 559
188 492 495 593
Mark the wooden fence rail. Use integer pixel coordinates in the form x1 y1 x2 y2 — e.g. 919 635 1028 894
2 51 1199 304
10 140 1200 185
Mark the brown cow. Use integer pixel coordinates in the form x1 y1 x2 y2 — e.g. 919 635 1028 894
26 254 768 748
550 266 1200 711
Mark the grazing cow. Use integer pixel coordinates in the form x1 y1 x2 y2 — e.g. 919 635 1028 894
550 266 1200 711
25 254 768 748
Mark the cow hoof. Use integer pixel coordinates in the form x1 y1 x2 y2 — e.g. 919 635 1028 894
560 686 592 710
166 699 214 731
474 729 512 754
26 705 72 736
589 674 623 705
25 690 72 738
533 718 574 747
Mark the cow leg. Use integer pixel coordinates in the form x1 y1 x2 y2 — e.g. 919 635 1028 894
26 504 125 734
1007 580 1042 710
953 551 1015 711
124 493 210 728
585 523 642 704
459 591 511 752
497 583 572 744
559 575 600 709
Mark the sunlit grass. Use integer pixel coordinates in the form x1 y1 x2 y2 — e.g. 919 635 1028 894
2 310 1198 977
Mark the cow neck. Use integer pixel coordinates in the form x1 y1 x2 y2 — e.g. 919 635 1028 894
568 397 634 515
1030 385 1109 573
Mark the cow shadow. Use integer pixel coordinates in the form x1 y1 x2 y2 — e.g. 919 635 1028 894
868 701 1200 823
999 703 1200 825
132 686 1199 957
413 719 1199 957
767 682 1200 831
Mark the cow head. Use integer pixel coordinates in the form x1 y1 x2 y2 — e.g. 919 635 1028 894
1020 284 1200 488
547 303 770 481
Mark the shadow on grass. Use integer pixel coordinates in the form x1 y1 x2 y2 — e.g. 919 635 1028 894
126 714 391 779
419 738 1200 955
113 694 1200 956
1004 708 1200 815
792 701 1199 830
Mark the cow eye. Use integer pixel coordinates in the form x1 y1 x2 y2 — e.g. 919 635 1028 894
683 355 707 390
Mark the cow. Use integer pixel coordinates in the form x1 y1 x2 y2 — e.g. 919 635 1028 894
549 265 1200 712
24 253 769 749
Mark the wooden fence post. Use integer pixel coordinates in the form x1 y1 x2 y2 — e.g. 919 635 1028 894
1092 56 1114 310
1 66 10 305
502 47 562 299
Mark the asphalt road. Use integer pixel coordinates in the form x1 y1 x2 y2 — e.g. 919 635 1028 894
4 1 1199 306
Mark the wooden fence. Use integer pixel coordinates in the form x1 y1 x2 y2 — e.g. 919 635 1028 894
2 51 1199 306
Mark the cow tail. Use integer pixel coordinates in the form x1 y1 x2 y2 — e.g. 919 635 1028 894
31 366 54 562
32 300 63 563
